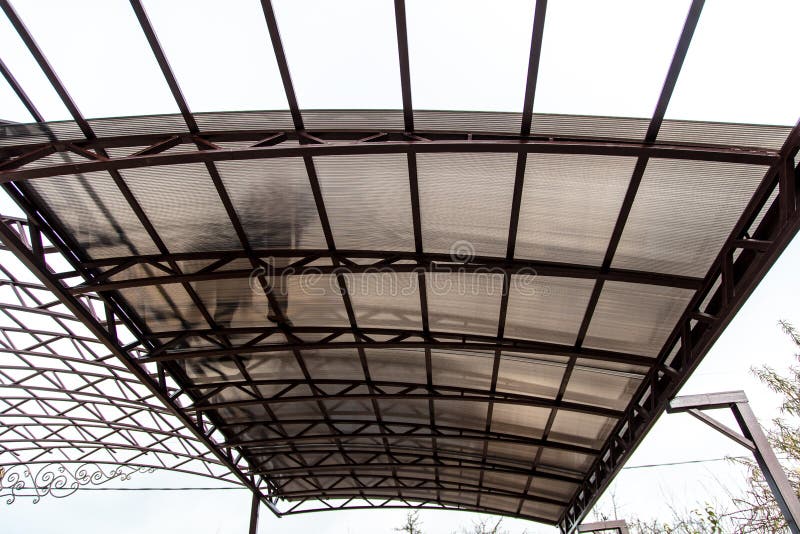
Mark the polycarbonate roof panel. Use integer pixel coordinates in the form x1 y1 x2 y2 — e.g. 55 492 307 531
345 272 422 331
273 0 402 113
535 0 690 118
496 353 567 398
431 349 494 391
504 276 594 346
425 272 504 336
314 154 414 251
121 163 241 253
9 0 179 118
27 171 160 258
563 360 644 411
613 159 767 277
664 0 800 127
406 0 535 114
216 159 327 249
140 0 289 112
418 153 516 257
584 282 695 357
515 154 635 266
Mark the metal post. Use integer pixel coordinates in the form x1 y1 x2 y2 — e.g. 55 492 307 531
578 519 630 534
249 491 260 534
668 391 800 533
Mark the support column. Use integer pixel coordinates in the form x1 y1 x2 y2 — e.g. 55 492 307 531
668 390 800 534
249 491 260 534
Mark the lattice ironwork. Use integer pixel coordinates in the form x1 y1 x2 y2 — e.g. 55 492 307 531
0 218 251 499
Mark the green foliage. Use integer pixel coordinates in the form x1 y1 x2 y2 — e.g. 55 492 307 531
725 320 800 533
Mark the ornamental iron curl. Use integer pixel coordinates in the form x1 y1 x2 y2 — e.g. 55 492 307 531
0 462 154 504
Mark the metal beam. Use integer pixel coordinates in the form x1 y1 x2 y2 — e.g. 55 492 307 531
281 498 557 525
225 427 599 457
250 461 582 484
0 135 776 183
142 326 654 367
192 382 624 419
67 249 703 293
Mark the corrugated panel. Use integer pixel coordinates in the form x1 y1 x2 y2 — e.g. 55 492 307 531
299 110 405 130
515 154 635 266
284 274 351 327
28 171 160 258
490 403 550 439
496 353 567 398
563 359 643 411
487 441 538 466
215 158 327 249
504 276 595 345
613 159 767 277
418 153 516 257
538 448 594 474
121 163 240 253
189 276 272 329
431 349 493 390
194 110 295 132
520 501 563 523
117 282 199 332
89 114 188 137
301 348 365 381
425 272 504 336
530 113 648 141
413 110 521 134
314 154 414 251
584 281 695 357
365 348 427 384
242 351 304 382
435 398 487 431
659 120 792 150
343 272 421 330
549 411 616 449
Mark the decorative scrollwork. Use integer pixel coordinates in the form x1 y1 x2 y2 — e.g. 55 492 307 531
0 463 154 504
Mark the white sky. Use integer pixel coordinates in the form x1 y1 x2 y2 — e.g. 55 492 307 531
1 0 800 532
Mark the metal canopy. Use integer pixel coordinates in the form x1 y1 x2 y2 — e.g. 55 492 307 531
0 0 799 532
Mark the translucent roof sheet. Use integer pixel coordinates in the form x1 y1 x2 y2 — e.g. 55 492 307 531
0 0 798 529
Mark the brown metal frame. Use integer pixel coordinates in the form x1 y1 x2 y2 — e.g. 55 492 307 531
0 0 799 530
0 221 243 492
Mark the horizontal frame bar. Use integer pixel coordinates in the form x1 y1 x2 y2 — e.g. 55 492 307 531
0 129 777 183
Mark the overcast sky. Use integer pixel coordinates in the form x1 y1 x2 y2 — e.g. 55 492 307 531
1 0 800 533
